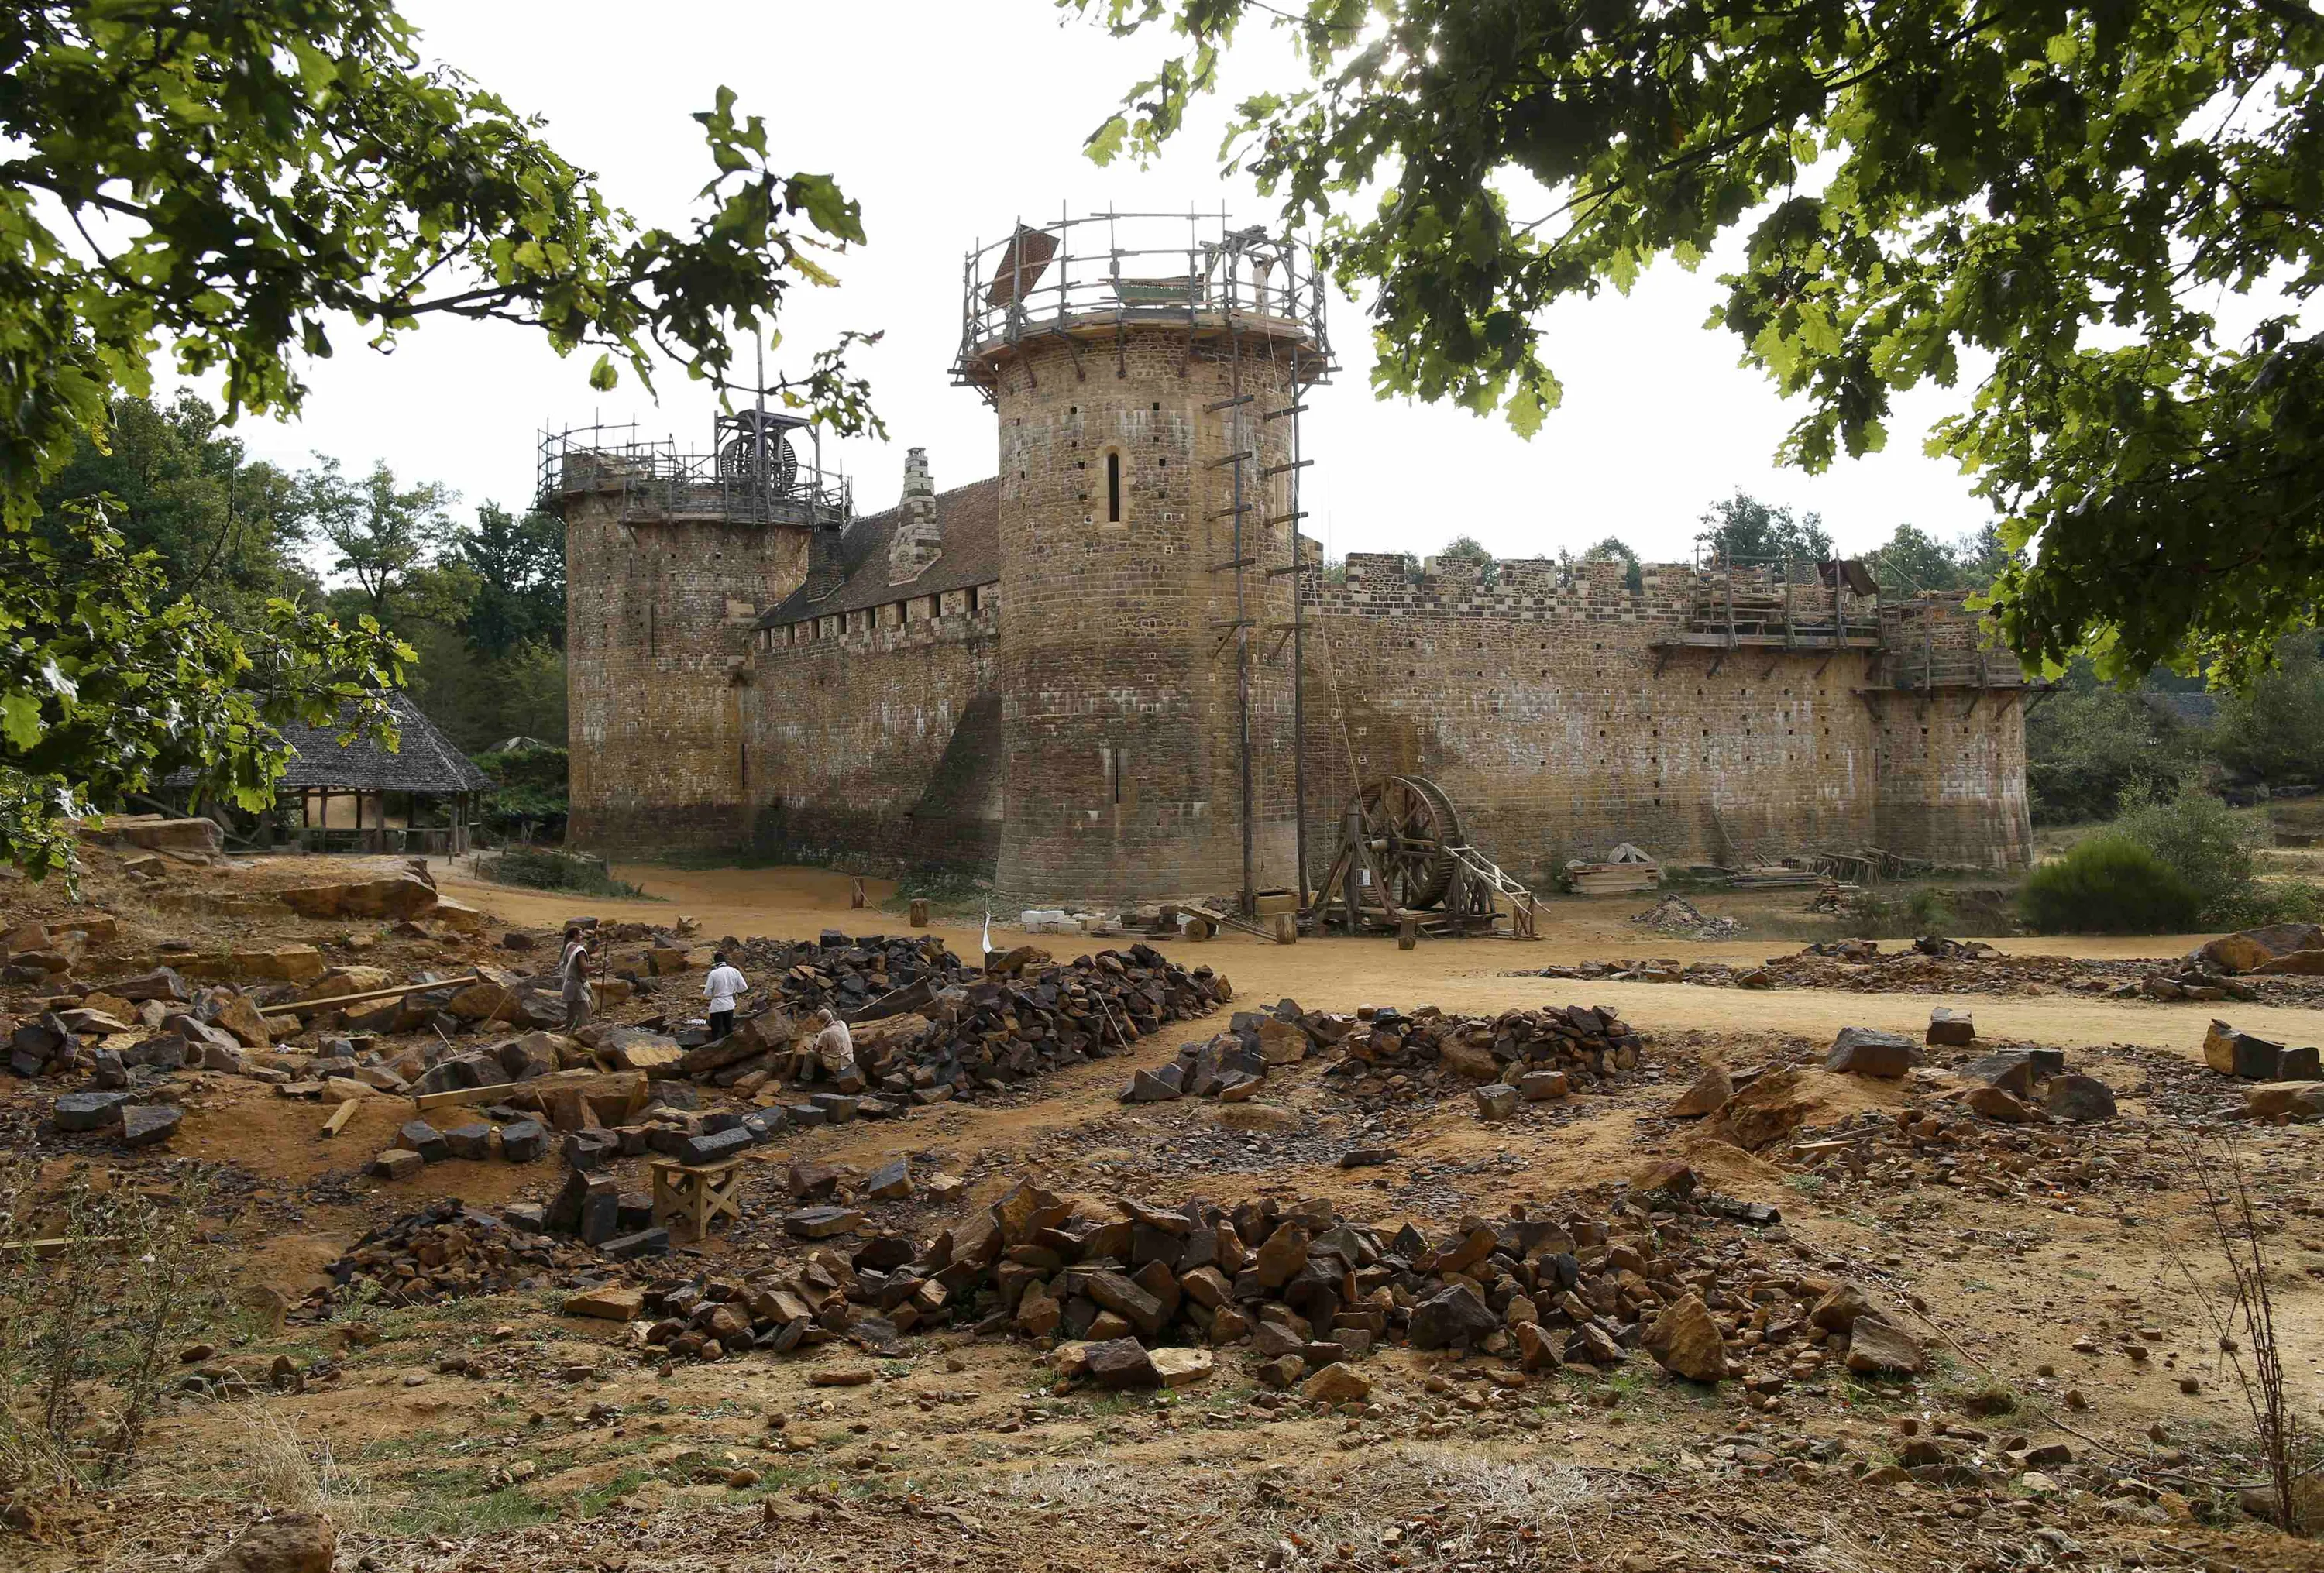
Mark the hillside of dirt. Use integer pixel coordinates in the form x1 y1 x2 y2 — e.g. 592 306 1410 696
5 842 2324 1572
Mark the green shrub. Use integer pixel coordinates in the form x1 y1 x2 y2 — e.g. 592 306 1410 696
2112 779 2260 919
2020 835 2203 933
1843 884 1959 939
2211 876 2324 930
476 847 650 899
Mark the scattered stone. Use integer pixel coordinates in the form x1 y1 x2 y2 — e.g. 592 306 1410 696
500 1120 548 1163
564 1286 645 1321
120 1104 183 1148
1845 1317 1927 1376
1408 1286 1499 1350
2042 1074 2116 1122
1826 1026 1918 1077
442 1124 494 1161
1473 1083 1521 1121
197 1509 336 1573
369 1149 425 1181
1965 1085 2037 1123
2192 923 2324 976
1083 1337 1161 1389
1715 1067 1817 1149
1644 1293 1728 1382
785 1206 865 1239
1628 1159 1697 1198
1926 1006 1976 1047
1666 1063 1731 1118
865 1159 913 1200
2246 1082 2324 1120
398 1119 450 1164
1517 1070 1569 1101
53 1090 134 1132
1301 1362 1371 1403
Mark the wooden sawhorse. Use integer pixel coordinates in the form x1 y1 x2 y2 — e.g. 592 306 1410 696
648 1156 744 1243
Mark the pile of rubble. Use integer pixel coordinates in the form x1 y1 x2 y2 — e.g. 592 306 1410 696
1628 895 1741 941
870 945 1229 1097
1666 1028 2119 1155
1325 1005 1644 1111
597 1177 1927 1395
1535 940 2173 999
1533 926 2324 1006
313 1199 610 1308
697 945 1232 1107
710 932 963 1020
1122 1000 1348 1104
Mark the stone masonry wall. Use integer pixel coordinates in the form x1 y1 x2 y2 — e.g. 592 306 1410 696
1296 554 2032 884
564 486 811 853
741 597 1002 873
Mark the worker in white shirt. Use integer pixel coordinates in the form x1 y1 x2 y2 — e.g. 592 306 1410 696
703 953 748 1040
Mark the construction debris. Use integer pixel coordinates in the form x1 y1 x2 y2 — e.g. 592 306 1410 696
313 1200 609 1308
1324 1005 1641 1095
625 1176 1896 1392
1627 894 1740 940
1565 843 1661 897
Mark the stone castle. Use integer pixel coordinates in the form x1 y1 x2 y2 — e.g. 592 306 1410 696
548 212 2033 902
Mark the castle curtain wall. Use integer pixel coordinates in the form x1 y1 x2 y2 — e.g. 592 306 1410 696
1298 555 2033 885
742 593 1002 873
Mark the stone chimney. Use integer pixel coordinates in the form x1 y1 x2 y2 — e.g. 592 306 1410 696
885 447 942 585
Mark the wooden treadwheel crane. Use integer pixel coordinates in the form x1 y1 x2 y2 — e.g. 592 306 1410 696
1304 774 1538 939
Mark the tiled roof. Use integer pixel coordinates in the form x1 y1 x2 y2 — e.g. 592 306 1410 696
759 477 999 627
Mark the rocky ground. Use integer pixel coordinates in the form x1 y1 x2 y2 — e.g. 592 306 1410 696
4 840 2324 1572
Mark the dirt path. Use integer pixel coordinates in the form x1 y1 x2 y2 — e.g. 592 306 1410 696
433 860 2319 1058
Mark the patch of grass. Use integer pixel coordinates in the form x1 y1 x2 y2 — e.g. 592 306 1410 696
1784 1173 1827 1197
1837 1376 1914 1411
381 1478 562 1537
352 1430 442 1464
1953 1380 2020 1417
878 864 991 918
572 1467 661 1519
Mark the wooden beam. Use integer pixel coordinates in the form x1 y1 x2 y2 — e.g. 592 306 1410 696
321 1099 359 1139
0 1235 124 1257
409 1067 644 1114
260 970 486 1018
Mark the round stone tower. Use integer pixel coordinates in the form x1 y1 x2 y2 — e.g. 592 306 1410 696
954 213 1332 903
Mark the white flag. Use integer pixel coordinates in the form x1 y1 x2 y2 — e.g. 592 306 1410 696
981 909 992 961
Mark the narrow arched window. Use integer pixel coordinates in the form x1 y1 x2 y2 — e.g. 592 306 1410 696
1105 451 1122 523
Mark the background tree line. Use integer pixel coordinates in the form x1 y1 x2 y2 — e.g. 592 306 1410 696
36 391 570 756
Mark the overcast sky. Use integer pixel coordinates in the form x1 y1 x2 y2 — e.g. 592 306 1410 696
201 0 2000 569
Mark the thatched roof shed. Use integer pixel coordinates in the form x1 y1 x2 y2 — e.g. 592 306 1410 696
278 693 491 795
275 693 490 854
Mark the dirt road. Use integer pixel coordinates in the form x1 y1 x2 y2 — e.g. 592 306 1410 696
432 860 2322 1057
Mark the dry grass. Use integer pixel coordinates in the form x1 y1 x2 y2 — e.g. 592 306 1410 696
232 1409 366 1526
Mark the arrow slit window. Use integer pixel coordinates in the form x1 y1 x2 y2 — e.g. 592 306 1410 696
1105 450 1122 524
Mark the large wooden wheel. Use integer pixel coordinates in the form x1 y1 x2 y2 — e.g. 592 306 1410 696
1356 774 1464 908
